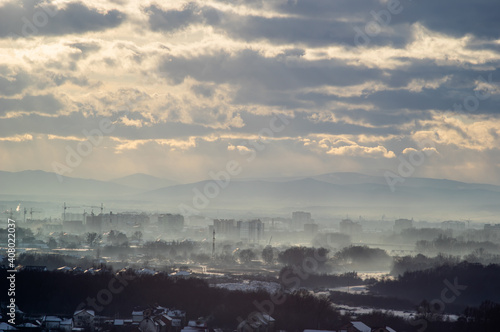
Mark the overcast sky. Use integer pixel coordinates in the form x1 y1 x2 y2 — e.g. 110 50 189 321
1 0 500 184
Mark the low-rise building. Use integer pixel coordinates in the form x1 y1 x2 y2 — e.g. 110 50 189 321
394 219 413 233
73 309 95 329
340 219 362 235
236 314 274 332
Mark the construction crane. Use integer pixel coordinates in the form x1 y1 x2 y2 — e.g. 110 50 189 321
82 203 104 215
63 202 81 221
29 208 43 220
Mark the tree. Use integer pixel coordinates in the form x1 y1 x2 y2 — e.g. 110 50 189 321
131 231 143 243
47 237 57 249
278 246 329 268
239 249 256 264
86 232 101 248
262 245 274 264
106 230 128 246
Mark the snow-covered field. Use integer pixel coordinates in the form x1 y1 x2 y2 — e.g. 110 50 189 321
212 280 281 293
329 285 368 294
334 304 459 322
212 279 460 323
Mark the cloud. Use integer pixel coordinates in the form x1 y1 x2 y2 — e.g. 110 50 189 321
144 2 410 47
0 133 33 142
158 48 383 89
326 144 396 158
0 1 125 38
0 94 62 115
0 66 31 96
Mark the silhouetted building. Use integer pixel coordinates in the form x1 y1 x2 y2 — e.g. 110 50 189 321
86 212 102 232
394 218 413 233
63 212 84 222
441 220 466 231
340 219 362 235
63 219 84 233
92 212 150 232
239 219 265 243
159 214 185 232
292 211 312 230
484 224 500 232
213 219 239 239
304 223 319 236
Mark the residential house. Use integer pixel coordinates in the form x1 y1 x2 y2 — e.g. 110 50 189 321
236 314 275 332
60 318 73 332
339 321 371 332
43 316 62 330
73 309 95 329
372 328 396 332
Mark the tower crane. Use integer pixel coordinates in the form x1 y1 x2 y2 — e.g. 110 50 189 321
82 203 104 215
63 202 81 221
29 208 43 220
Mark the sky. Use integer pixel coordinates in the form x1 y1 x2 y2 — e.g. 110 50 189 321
1 0 500 184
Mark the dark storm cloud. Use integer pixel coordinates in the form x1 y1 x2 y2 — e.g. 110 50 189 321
391 0 500 40
226 0 500 40
146 0 500 48
145 3 203 33
0 111 214 139
144 3 410 47
0 0 125 38
273 0 500 41
158 49 383 89
0 94 62 115
157 47 500 124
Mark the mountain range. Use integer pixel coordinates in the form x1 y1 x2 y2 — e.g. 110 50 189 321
1 170 499 220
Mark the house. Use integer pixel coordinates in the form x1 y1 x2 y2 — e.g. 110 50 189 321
73 309 95 329
56 266 72 273
166 309 186 329
372 328 396 332
339 321 371 332
133 309 146 323
138 318 158 332
181 320 209 332
237 314 275 332
153 315 174 332
60 318 73 332
43 316 62 330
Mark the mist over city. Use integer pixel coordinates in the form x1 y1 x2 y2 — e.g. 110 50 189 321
1 1 500 332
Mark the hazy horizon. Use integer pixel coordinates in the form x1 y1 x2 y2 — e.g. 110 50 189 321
1 0 500 186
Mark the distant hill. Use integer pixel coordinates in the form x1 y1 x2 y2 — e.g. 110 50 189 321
139 173 500 218
110 173 178 191
1 170 500 219
0 170 136 198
